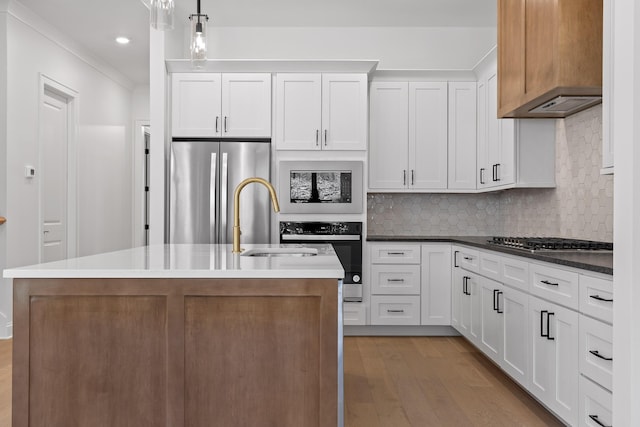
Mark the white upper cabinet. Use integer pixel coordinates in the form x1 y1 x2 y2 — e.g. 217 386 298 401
275 73 367 150
369 82 448 190
475 50 556 190
221 74 272 137
172 73 271 138
369 82 409 189
409 83 448 189
447 82 477 190
172 73 222 137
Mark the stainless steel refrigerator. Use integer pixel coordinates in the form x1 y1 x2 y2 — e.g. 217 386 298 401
169 138 272 244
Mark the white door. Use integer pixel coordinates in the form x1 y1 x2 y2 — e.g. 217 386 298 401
41 89 68 262
409 82 448 189
321 74 367 150
275 73 322 150
447 82 477 190
171 73 222 137
478 276 503 364
369 82 409 189
221 73 271 138
501 285 529 387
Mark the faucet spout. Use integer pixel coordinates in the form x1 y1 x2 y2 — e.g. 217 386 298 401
232 177 280 253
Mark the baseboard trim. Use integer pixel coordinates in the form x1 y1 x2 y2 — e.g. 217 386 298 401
344 325 460 336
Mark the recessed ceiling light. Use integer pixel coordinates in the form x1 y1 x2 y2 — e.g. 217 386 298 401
116 37 131 45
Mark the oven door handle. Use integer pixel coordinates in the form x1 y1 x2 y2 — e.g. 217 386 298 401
281 235 361 241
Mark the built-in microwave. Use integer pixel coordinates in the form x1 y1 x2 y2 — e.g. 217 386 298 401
278 161 363 214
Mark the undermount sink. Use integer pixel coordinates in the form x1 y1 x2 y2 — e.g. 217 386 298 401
241 247 319 257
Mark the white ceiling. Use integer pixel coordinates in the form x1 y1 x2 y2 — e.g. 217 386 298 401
16 0 496 86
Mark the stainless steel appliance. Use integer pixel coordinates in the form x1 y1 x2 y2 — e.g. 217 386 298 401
169 138 271 244
278 161 363 214
280 221 363 302
487 237 613 252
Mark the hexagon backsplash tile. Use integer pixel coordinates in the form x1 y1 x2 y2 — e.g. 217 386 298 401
368 105 613 242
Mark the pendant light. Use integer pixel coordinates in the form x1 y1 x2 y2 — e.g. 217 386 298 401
150 0 175 30
189 0 209 68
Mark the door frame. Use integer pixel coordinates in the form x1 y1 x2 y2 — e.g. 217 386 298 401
38 74 79 261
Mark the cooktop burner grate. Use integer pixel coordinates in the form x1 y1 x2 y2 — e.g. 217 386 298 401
488 237 613 251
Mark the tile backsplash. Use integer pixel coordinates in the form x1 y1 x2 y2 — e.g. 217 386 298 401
368 105 614 242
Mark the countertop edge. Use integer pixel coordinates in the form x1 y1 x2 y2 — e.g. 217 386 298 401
367 236 613 276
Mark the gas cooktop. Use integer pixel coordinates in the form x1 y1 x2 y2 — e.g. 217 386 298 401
488 237 613 252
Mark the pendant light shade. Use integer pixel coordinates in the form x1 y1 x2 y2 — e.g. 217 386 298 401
150 0 175 30
189 0 209 68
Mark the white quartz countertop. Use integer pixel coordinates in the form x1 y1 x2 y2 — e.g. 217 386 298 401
2 244 345 279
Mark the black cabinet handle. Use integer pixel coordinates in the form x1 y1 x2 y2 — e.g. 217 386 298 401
454 251 460 267
493 289 499 311
540 310 548 338
492 164 498 182
588 414 612 427
495 163 501 181
463 256 473 261
224 116 228 133
411 169 415 185
480 168 485 185
590 294 613 302
387 309 405 313
387 278 405 283
497 291 503 314
541 279 559 286
463 276 467 295
589 350 613 361
546 312 555 340
403 170 407 186
215 116 219 133
463 276 471 295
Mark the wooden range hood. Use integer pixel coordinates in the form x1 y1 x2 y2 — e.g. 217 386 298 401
498 0 603 118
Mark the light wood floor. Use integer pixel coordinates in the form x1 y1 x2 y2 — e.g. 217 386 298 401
0 337 561 426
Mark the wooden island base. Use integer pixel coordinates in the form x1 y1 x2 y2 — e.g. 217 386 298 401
12 277 338 427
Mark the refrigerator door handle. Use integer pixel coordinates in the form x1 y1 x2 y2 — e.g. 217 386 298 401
210 152 217 244
221 152 229 244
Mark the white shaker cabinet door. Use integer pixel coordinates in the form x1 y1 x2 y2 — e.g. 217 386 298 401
447 82 477 190
478 276 503 365
409 82 448 189
369 82 409 189
321 74 367 150
172 73 222 137
501 285 529 388
221 73 271 138
275 73 322 150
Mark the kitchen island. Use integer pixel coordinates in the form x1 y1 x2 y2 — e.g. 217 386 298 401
4 244 345 427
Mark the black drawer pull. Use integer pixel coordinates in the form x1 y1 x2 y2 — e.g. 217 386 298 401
589 414 612 427
387 309 405 313
590 294 613 302
589 350 613 361
463 256 473 261
541 279 559 286
387 252 406 255
387 278 405 283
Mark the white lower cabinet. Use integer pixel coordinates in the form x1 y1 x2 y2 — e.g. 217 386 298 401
343 302 366 326
500 285 529 388
579 375 612 427
478 276 503 364
420 244 452 325
370 295 420 325
529 295 580 426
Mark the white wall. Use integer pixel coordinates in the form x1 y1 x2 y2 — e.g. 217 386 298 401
174 26 496 70
0 10 10 338
0 2 135 337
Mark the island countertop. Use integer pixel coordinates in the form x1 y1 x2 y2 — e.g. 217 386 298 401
3 243 345 279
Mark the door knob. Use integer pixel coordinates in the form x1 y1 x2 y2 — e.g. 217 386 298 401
0 216 6 225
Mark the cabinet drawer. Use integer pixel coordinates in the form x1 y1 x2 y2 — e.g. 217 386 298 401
370 296 420 325
501 255 529 291
530 263 579 310
371 264 421 295
370 245 421 264
343 302 366 326
454 247 479 273
580 275 613 324
478 251 501 281
579 375 612 427
579 315 613 391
